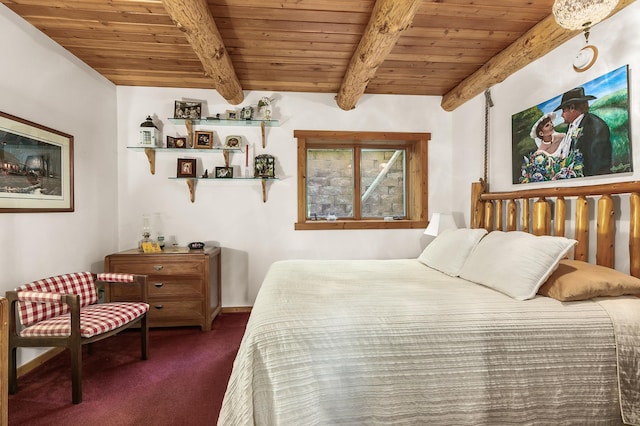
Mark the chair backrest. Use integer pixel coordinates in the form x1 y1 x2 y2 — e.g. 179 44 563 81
17 272 98 327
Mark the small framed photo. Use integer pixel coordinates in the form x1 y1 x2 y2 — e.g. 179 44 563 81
215 166 234 178
254 154 276 178
240 106 254 120
174 101 202 119
225 110 238 120
194 131 214 149
224 135 242 148
167 136 187 149
177 158 196 178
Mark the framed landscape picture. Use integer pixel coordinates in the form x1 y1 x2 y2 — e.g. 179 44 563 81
0 111 74 212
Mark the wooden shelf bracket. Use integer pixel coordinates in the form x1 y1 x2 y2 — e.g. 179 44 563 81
186 178 195 203
185 119 194 148
144 148 156 175
261 178 268 203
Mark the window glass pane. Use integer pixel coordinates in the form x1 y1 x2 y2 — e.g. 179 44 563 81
306 149 354 218
360 149 406 218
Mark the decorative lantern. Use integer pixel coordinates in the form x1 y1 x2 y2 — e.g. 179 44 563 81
139 115 160 147
254 154 275 178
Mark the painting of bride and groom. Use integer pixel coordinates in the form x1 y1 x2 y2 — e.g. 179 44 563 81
512 65 631 185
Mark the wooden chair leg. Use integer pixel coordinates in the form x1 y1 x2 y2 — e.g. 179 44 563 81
141 314 148 360
8 346 17 395
70 344 83 404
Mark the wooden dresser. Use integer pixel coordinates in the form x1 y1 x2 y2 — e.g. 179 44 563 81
104 246 221 331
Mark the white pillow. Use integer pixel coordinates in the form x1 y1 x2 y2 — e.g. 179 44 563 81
459 231 577 300
418 228 488 276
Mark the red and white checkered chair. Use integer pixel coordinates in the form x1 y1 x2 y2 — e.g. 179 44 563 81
6 272 149 404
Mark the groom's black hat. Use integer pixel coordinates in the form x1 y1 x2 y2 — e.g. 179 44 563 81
554 87 597 111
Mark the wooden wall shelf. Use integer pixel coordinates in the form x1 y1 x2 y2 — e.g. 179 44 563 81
168 118 279 148
129 146 242 174
128 114 279 203
169 177 278 203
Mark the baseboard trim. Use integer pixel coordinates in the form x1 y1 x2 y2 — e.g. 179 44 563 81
221 306 252 313
17 347 65 378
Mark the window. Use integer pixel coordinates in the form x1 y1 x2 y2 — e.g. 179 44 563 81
294 130 430 230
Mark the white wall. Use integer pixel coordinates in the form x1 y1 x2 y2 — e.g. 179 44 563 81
451 3 640 270
116 88 453 306
451 94 485 226
0 5 118 364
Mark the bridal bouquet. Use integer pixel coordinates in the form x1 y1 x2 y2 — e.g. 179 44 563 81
519 150 584 183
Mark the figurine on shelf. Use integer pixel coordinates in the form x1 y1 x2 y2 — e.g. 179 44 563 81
258 97 273 120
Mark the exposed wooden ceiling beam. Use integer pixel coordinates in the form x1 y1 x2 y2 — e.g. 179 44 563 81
336 0 421 111
441 0 636 112
161 0 244 105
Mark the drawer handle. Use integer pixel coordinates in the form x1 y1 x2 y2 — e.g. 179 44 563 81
153 282 164 288
153 265 164 271
154 304 164 310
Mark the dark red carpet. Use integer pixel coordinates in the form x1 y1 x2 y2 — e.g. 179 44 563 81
8 312 250 425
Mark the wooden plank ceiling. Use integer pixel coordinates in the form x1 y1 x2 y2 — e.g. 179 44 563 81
0 0 631 110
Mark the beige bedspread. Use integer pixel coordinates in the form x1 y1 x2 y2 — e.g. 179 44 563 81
219 259 640 425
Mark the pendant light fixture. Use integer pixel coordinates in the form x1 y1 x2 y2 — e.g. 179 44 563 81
552 0 619 34
552 0 619 72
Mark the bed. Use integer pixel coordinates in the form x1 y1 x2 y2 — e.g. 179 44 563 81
218 180 640 425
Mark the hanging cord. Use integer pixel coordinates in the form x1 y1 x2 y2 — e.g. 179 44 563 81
483 89 494 185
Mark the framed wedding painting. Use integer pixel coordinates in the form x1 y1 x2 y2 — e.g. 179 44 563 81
0 111 74 212
511 65 631 184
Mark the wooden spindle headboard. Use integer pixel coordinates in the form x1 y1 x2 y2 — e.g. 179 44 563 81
470 180 640 277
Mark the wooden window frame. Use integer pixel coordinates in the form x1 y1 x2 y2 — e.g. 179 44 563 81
294 130 430 230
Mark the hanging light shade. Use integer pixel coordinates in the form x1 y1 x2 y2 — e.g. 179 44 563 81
552 0 619 31
424 213 458 236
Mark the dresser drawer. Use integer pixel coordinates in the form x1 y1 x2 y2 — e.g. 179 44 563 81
109 284 145 301
148 279 203 298
148 300 204 323
108 259 204 276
